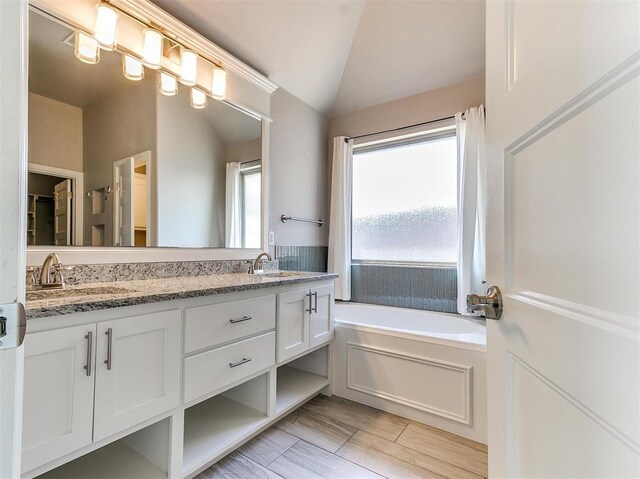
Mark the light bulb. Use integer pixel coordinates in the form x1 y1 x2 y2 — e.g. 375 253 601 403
94 3 118 50
180 49 198 86
74 32 100 64
159 72 178 96
191 88 207 109
142 28 163 69
211 68 227 99
123 54 144 81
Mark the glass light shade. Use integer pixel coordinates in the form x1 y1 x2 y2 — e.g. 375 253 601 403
211 68 227 99
180 50 198 86
74 32 100 64
94 3 118 50
159 72 178 96
122 54 144 81
142 28 163 69
190 88 207 109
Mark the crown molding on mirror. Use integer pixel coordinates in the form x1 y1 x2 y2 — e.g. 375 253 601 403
30 0 278 118
26 246 264 267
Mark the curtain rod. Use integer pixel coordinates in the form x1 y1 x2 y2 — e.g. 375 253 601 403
343 113 461 143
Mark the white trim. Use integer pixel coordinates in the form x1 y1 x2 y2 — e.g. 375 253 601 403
261 121 270 256
28 163 84 247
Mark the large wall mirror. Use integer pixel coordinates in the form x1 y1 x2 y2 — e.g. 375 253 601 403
27 7 263 249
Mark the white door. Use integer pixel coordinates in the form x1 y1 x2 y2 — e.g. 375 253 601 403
0 0 28 477
309 284 335 349
277 288 310 363
21 325 96 473
54 179 72 246
486 1 640 477
113 157 135 247
93 310 181 441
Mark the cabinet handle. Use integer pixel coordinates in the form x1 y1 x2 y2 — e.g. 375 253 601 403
229 316 252 324
104 327 112 371
228 357 252 368
312 291 318 313
305 292 313 313
84 331 92 377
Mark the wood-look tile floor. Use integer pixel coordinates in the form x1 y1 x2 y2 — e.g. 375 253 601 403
196 395 488 479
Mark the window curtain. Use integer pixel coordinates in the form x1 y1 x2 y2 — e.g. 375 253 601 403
456 106 486 315
328 136 354 300
225 162 242 248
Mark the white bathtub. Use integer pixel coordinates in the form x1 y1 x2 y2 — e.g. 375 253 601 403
333 302 487 443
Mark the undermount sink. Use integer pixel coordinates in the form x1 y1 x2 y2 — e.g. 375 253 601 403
26 286 134 301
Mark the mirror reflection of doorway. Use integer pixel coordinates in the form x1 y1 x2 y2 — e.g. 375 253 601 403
27 167 83 246
113 151 151 247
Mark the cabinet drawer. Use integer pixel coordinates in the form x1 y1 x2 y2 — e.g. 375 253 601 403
184 294 276 353
183 331 275 403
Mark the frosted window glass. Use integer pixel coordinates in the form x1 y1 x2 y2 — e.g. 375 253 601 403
352 135 457 263
242 172 261 248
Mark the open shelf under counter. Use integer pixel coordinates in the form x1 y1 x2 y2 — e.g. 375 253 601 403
182 373 270 477
35 440 167 479
276 365 330 414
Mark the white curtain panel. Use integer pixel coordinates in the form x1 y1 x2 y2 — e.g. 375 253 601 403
456 106 487 315
328 136 354 300
225 162 242 248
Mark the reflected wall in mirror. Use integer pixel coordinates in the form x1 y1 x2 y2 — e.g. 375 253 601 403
27 8 262 248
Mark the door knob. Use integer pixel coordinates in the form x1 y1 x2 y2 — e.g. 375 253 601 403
466 286 503 320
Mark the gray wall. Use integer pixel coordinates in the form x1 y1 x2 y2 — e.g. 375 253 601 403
156 87 227 247
269 89 329 248
83 78 156 246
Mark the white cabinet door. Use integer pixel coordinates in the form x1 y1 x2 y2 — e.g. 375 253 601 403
309 284 335 349
277 288 310 363
94 310 181 441
22 324 96 473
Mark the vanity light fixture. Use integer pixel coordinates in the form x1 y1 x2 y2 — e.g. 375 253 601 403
142 28 163 69
93 3 118 50
74 31 100 64
190 88 207 109
122 54 144 81
180 49 198 86
159 72 178 96
211 67 227 99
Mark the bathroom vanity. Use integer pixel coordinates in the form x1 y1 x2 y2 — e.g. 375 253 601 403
22 272 336 478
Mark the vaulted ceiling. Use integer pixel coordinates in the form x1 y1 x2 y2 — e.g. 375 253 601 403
151 0 485 117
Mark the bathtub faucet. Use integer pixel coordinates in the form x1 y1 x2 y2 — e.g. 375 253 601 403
466 285 503 320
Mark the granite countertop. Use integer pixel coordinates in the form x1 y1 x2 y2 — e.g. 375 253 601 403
26 272 338 319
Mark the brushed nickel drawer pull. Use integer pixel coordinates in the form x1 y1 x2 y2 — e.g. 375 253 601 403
312 291 318 313
229 316 252 324
305 292 313 313
84 331 93 377
229 357 252 368
104 327 113 370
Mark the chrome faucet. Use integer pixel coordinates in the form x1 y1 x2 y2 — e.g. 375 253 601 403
39 253 66 289
252 252 272 273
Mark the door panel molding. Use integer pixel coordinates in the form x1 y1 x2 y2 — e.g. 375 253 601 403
506 352 640 457
504 53 640 290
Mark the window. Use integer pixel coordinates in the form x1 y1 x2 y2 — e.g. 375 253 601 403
240 162 261 248
352 130 457 264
